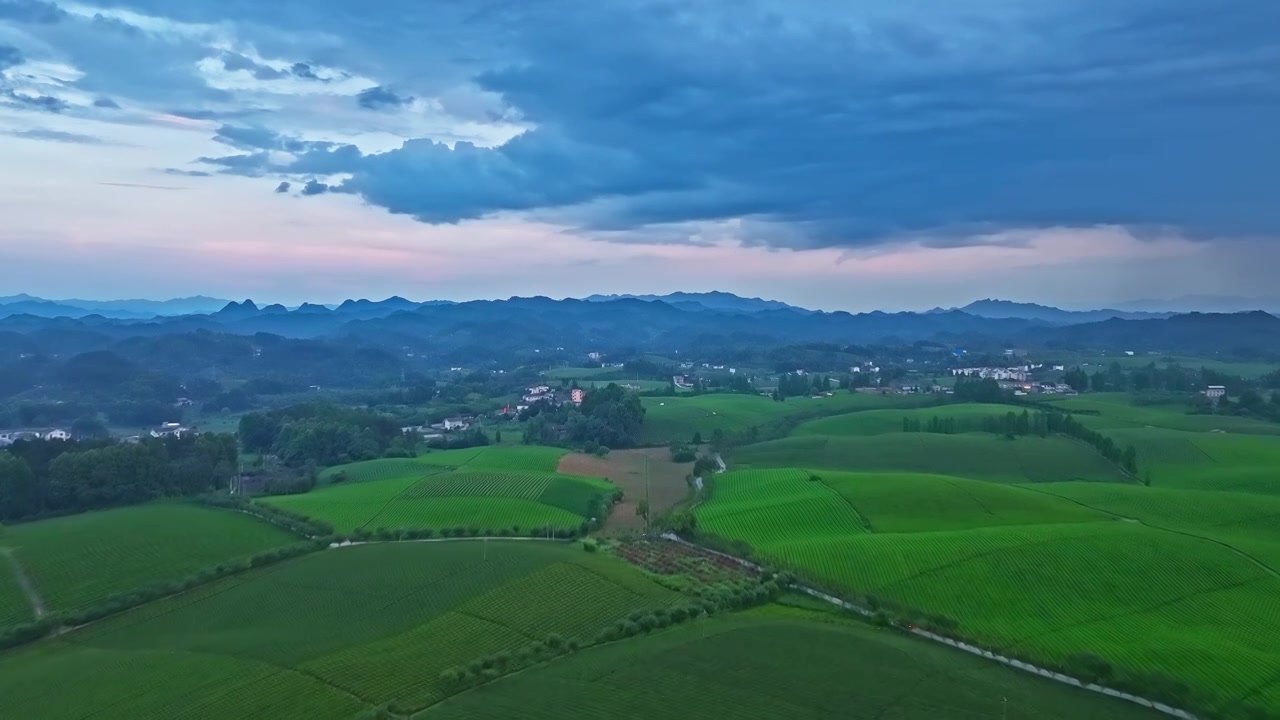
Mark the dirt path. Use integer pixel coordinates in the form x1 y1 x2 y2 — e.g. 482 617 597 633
1 547 47 619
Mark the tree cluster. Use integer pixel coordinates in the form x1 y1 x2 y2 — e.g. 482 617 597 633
239 403 408 467
521 384 645 449
774 372 832 400
0 434 238 522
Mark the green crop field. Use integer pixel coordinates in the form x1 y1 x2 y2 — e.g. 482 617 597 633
1095 426 1280 494
1 504 297 616
640 392 935 445
793 403 1016 436
0 554 31 627
731 433 1129 483
418 445 569 472
544 366 621 379
424 608 1164 720
1072 355 1280 379
0 542 681 719
581 378 672 391
695 467 1280 715
264 467 615 533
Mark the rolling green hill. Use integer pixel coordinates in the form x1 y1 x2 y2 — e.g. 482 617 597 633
793 403 1015 436
694 468 1280 716
730 433 1129 483
423 608 1165 720
0 542 681 719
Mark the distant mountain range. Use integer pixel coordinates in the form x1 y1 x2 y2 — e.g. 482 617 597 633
0 294 231 319
935 299 1171 325
583 291 810 314
2 291 1278 366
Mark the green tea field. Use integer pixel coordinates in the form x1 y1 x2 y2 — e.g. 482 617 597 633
695 467 1280 715
0 503 297 616
640 392 935 445
266 466 615 533
424 608 1164 720
0 542 682 719
731 433 1129 483
1048 393 1280 435
793 403 1016 436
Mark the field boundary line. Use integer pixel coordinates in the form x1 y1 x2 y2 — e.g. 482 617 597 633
662 534 1201 720
360 475 441 531
812 477 874 532
1019 486 1280 579
0 547 46 619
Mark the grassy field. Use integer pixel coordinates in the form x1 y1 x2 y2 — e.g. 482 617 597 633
544 366 620 379
0 542 681 719
695 468 1280 715
731 433 1129 483
793 403 1020 436
423 607 1165 720
266 466 615 534
640 392 936 445
318 446 572 485
0 504 297 615
1099 427 1280 494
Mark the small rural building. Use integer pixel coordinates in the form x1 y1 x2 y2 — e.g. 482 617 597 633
44 429 71 441
570 388 585 405
150 423 189 438
443 417 470 431
1205 385 1227 400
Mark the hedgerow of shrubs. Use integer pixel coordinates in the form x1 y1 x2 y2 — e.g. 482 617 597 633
437 575 785 695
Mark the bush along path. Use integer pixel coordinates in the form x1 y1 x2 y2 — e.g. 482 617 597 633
658 534 1200 720
1 547 45 619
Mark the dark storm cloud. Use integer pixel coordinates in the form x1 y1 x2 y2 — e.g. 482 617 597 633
356 85 411 110
270 0 1280 247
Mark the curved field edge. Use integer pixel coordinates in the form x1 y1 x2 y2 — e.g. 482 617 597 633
419 608 1165 720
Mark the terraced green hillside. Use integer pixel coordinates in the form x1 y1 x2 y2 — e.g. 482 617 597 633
0 542 681 719
731 433 1129 483
1 504 297 616
1103 427 1280 494
694 468 1280 716
1049 393 1280 435
0 554 31 627
423 608 1164 720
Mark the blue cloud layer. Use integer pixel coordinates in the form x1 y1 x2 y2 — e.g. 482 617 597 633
5 0 1279 247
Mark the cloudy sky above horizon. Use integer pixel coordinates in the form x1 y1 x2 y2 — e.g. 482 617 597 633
1 0 1277 311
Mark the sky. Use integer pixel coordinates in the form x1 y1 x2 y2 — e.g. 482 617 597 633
1 0 1277 311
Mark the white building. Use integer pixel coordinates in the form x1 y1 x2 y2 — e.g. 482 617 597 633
1206 385 1227 400
45 429 71 441
951 367 1030 382
443 417 470 431
150 423 189 439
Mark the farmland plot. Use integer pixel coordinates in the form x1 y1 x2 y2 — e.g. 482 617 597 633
2 503 296 615
424 610 1164 720
0 542 681 719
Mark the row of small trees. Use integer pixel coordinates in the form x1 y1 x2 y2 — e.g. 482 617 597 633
438 576 787 694
333 524 588 543
195 495 335 537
